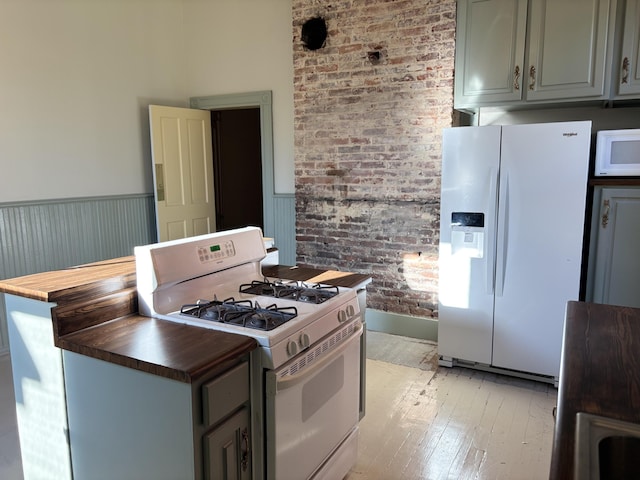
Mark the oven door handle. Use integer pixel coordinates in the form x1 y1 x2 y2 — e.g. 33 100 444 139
271 321 363 393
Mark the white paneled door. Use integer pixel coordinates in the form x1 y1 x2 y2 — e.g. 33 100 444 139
149 105 216 242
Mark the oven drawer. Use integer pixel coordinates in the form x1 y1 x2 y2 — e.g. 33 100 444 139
202 361 249 428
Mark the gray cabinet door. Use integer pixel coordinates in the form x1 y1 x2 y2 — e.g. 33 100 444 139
454 0 527 108
525 0 611 101
204 407 251 480
592 187 640 308
616 0 640 97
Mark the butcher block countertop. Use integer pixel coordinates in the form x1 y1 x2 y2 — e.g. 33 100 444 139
0 256 137 303
0 255 256 383
57 315 257 383
549 301 640 480
0 258 369 383
263 264 372 288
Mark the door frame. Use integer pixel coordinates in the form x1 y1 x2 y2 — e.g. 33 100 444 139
190 91 275 238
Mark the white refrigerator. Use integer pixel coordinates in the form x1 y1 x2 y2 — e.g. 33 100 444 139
438 121 591 380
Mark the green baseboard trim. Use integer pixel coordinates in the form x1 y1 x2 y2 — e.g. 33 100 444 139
365 308 438 342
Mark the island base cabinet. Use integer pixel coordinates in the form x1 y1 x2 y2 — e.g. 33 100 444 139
63 351 196 480
5 294 73 480
62 350 253 480
203 407 251 480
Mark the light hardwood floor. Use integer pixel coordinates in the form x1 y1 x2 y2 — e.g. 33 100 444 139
0 332 557 480
350 331 557 479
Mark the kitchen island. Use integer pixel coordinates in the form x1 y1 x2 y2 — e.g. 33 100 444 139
0 256 257 480
1 256 372 480
550 301 640 480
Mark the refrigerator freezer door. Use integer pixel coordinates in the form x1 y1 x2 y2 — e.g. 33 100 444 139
493 121 591 377
438 125 501 365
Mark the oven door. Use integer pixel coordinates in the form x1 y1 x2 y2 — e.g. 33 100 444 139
265 320 363 480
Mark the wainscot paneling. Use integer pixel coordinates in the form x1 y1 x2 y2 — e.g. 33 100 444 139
0 194 156 353
273 194 296 265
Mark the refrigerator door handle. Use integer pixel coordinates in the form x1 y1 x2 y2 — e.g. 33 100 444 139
495 171 508 296
487 167 498 295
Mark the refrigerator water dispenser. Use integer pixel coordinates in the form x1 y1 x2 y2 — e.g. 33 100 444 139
450 212 484 258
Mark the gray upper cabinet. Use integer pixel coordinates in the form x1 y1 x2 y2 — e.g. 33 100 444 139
454 0 613 109
454 0 528 107
526 0 611 101
615 0 640 97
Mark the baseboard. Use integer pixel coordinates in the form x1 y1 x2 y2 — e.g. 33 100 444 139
364 308 438 342
438 356 558 386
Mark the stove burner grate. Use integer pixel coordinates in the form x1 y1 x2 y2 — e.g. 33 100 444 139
239 279 339 304
180 297 297 331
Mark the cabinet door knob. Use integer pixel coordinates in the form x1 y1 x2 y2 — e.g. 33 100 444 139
514 65 521 90
241 428 250 471
622 57 630 84
602 199 610 228
529 65 536 90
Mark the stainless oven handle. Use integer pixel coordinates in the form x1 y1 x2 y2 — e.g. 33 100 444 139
274 321 363 393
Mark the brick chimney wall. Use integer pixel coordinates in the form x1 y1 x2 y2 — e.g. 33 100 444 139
292 0 456 319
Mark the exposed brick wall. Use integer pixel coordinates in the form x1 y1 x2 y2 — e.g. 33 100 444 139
292 0 456 319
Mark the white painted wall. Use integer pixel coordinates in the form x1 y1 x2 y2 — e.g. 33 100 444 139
0 0 187 202
0 0 295 203
182 0 295 194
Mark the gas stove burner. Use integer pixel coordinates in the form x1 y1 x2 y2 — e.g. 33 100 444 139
276 283 339 304
239 280 278 297
227 302 298 331
179 298 297 331
180 297 251 321
239 279 340 304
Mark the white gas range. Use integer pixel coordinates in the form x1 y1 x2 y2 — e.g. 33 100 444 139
135 227 362 480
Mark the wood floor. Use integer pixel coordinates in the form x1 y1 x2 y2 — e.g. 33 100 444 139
0 331 557 480
349 331 557 479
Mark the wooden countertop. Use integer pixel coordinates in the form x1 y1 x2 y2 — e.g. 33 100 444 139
550 301 640 479
0 256 257 383
0 260 372 303
1 258 367 384
58 315 257 383
0 256 136 303
263 264 372 289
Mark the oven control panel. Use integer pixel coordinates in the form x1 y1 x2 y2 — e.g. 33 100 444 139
337 304 356 323
197 241 236 263
284 295 361 361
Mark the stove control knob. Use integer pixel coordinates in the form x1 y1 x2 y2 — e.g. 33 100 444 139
300 333 310 348
338 310 347 323
346 304 355 317
287 340 298 356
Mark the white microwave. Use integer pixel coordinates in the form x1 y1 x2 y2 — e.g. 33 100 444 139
594 129 640 176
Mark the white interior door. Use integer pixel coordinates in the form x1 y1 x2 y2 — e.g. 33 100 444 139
149 105 215 242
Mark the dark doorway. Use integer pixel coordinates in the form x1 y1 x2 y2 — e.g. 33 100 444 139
211 108 263 231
